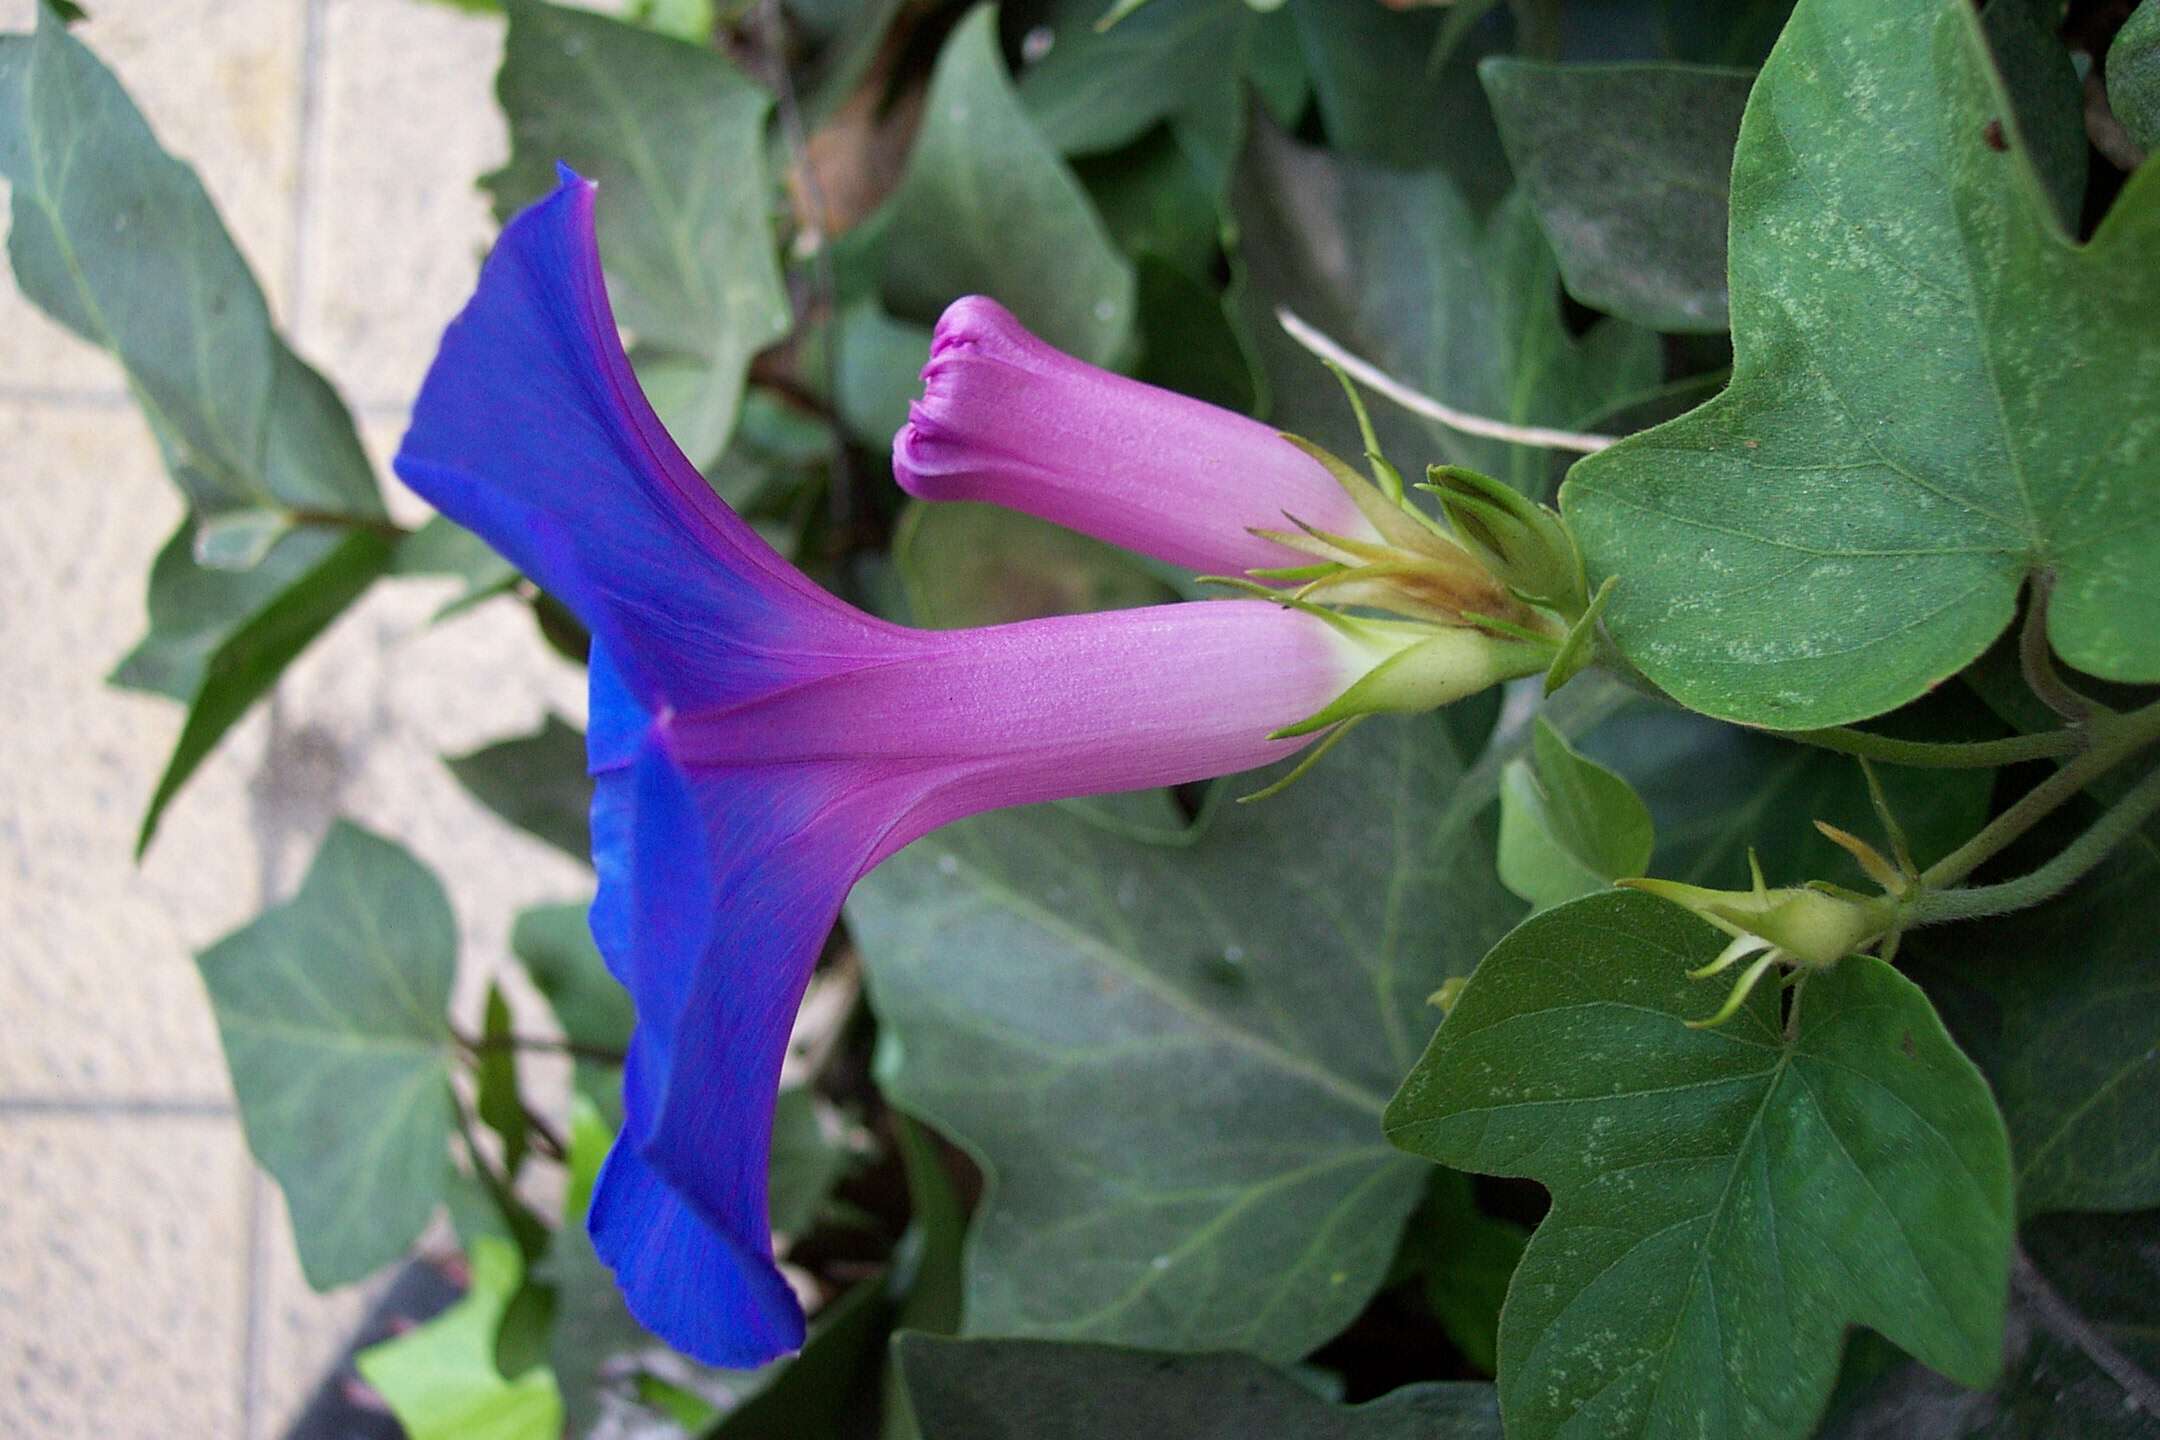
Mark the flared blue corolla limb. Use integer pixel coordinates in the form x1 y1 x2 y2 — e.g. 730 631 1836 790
394 169 1441 1366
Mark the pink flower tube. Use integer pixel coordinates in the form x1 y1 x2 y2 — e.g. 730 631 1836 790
396 169 1532 1370
892 296 1383 575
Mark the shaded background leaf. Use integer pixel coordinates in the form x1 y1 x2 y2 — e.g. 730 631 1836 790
897 1335 1502 1439
1481 59 1751 331
879 6 1134 368
486 0 790 467
849 717 1522 1362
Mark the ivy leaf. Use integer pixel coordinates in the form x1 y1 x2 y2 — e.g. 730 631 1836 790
1131 255 1259 415
1232 124 1662 498
1564 0 2160 730
1012 0 1297 196
1386 890 2014 1440
847 718 1522 1362
1481 60 1752 332
1289 0 1513 210
445 715 594 862
879 6 1134 368
2113 0 2160 154
486 0 790 468
357 1236 564 1440
195 822 459 1288
132 525 391 855
0 9 384 530
1821 1209 2160 1438
1907 842 2160 1216
830 301 932 451
1 11 394 848
1498 716 1655 911
896 1335 1503 1439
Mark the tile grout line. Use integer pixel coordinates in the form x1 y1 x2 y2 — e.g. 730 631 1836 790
0 1095 235 1117
243 2 335 1435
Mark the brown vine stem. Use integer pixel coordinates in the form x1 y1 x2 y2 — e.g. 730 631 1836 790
2012 1247 2160 1418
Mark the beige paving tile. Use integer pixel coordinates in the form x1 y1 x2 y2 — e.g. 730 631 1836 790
0 0 305 394
0 400 268 1100
0 1111 251 1438
248 1174 389 1440
302 0 509 410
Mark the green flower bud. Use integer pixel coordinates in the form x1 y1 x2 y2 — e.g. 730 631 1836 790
1421 466 1589 617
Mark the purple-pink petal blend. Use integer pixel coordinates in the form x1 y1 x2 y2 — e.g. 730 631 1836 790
394 169 1375 1366
892 295 1382 575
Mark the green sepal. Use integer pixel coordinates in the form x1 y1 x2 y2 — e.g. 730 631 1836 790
1620 875 1894 970
1542 574 1615 695
1322 358 1406 504
1271 627 1552 739
1278 433 1457 557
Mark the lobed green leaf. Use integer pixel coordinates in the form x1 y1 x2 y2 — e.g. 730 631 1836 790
1387 890 2014 1440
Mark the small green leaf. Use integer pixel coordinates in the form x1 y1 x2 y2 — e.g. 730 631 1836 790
897 1335 1503 1438
445 716 594 862
1387 890 2014 1440
849 718 1522 1361
881 1111 968 1440
879 6 1134 367
1498 716 1655 910
1481 60 1752 332
623 0 716 43
1564 0 2160 729
2112 0 2160 154
1980 0 2089 231
891 1111 968 1338
1 13 392 844
357 1236 564 1440
475 984 529 1178
196 822 459 1288
1398 1171 1528 1377
486 0 790 467
0 13 384 526
510 901 631 1119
